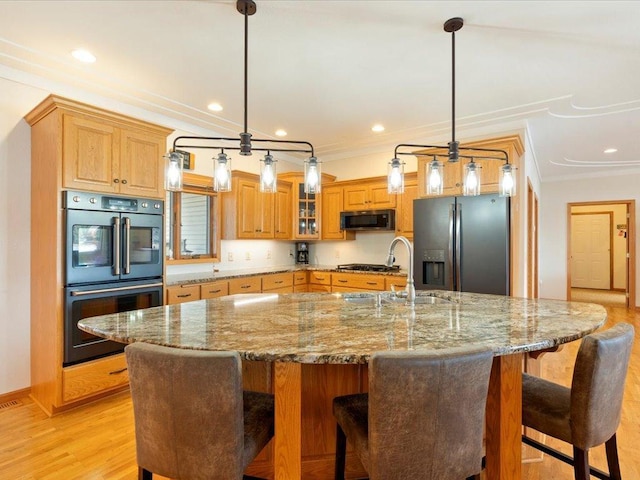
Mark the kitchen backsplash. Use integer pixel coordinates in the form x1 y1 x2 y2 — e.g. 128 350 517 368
166 233 412 276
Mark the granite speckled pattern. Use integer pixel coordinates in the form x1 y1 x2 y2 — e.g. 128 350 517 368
79 291 606 364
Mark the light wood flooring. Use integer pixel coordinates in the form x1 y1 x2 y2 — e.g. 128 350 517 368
1 305 639 480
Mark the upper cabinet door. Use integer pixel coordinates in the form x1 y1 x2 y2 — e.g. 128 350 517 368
119 129 165 198
62 114 118 193
62 112 168 199
343 179 396 211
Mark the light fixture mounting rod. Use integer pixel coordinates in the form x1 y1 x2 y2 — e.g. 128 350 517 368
444 17 463 160
237 0 256 155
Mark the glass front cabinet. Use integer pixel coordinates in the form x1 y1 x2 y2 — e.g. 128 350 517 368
281 172 336 240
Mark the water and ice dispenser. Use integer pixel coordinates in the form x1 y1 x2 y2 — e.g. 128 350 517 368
422 249 445 286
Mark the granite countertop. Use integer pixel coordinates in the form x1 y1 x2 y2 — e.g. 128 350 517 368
166 265 408 286
79 291 606 364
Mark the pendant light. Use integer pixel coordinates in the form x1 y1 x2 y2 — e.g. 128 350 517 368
391 17 516 197
387 157 405 194
167 0 316 193
164 151 183 192
304 156 321 194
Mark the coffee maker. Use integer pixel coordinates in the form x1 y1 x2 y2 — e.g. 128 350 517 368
295 242 309 264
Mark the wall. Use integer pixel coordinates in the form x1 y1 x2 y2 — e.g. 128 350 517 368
571 204 627 290
540 173 640 302
0 82 38 395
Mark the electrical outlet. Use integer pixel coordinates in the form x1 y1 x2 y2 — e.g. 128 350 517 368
289 249 293 257
227 252 234 262
245 251 251 261
335 249 340 259
266 249 272 259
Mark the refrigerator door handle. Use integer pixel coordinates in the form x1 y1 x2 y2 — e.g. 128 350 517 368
455 204 462 291
448 204 455 290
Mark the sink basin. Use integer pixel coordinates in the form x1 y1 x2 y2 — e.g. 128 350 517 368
341 292 450 305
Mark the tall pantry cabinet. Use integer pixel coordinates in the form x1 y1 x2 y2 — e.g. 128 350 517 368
25 95 172 415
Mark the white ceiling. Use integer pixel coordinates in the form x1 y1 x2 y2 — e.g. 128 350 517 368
2 0 640 181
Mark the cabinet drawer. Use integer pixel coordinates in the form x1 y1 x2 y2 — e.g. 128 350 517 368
293 271 308 285
262 272 293 291
229 276 262 294
309 272 331 285
309 284 332 293
331 273 385 291
200 281 229 299
166 284 201 304
385 276 407 291
293 284 308 293
62 354 129 403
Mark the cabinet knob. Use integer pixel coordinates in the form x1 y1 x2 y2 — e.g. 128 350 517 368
113 178 120 183
121 179 128 185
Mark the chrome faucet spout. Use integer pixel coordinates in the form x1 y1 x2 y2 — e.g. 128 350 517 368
386 235 415 306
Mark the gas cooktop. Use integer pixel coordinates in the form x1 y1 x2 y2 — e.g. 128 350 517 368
336 263 400 272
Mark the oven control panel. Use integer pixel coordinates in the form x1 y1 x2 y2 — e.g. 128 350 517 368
63 190 163 214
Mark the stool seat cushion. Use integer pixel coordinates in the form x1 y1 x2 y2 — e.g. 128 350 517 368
522 373 571 444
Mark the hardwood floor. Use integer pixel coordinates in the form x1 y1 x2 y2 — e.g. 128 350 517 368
1 305 638 480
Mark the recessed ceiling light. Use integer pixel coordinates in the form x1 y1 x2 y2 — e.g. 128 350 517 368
275 129 287 137
207 102 223 112
372 124 385 133
71 49 96 63
604 148 618 154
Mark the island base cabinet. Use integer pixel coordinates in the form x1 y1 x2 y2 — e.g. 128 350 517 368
243 361 368 480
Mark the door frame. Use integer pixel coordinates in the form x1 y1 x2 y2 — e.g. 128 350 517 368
566 200 636 308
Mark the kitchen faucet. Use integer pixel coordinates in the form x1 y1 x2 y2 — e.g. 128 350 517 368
385 235 415 306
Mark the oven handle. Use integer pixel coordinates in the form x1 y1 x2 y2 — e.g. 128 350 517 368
70 282 163 296
123 217 131 274
113 217 121 275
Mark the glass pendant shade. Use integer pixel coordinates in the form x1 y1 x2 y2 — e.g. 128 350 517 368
165 152 183 191
387 157 405 194
462 160 481 196
426 157 444 195
214 152 232 192
499 164 516 197
260 154 277 193
304 156 321 194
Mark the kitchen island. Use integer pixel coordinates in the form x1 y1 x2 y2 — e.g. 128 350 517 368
79 291 606 480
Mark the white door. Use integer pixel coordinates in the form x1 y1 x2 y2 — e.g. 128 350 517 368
571 213 611 289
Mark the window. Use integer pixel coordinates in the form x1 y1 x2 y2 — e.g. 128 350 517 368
166 173 221 263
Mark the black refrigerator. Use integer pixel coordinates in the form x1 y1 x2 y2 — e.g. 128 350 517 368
413 193 510 295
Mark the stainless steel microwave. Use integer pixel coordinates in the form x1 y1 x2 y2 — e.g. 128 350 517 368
340 209 396 231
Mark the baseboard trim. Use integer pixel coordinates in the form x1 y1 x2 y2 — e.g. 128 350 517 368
0 387 31 404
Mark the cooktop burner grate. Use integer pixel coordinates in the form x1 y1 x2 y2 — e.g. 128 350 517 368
336 263 400 272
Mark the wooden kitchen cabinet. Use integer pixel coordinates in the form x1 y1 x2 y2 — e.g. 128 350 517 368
309 271 332 292
293 271 308 292
331 272 386 292
394 172 418 239
343 177 396 211
262 272 294 293
274 182 292 239
228 275 262 294
222 171 292 240
200 280 229 299
321 184 355 241
62 106 168 199
166 284 201 304
417 135 524 198
26 95 173 416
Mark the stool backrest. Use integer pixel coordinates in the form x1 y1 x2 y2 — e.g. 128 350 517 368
125 342 244 480
570 323 635 449
368 347 494 480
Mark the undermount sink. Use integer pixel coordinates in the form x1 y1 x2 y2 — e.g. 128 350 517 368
342 292 451 305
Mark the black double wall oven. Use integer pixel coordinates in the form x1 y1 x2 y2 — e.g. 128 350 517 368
63 190 164 366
